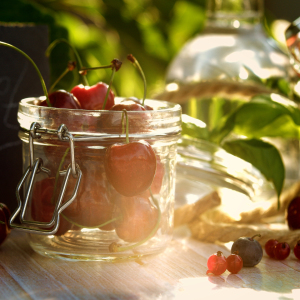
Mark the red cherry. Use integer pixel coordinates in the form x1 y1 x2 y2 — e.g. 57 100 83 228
105 141 157 197
61 157 115 230
71 82 115 110
143 156 164 197
40 90 81 109
207 251 227 276
150 157 164 194
121 97 153 110
0 203 11 246
98 100 147 134
31 177 72 236
113 193 159 243
294 241 300 259
273 242 291 260
110 100 146 112
265 239 279 258
63 173 115 229
287 196 300 230
226 253 243 274
0 203 11 234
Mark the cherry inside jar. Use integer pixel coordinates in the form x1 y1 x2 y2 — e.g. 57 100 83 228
17 97 181 261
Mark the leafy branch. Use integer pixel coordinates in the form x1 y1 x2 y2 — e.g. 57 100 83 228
182 94 300 209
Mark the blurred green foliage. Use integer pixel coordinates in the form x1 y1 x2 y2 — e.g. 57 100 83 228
0 0 206 98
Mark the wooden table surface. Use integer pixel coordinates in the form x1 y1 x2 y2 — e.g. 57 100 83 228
1 228 300 300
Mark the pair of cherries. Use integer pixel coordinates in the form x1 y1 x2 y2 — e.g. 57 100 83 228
206 251 243 276
265 239 300 260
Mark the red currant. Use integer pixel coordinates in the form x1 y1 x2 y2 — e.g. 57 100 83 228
273 242 290 260
293 241 300 259
226 252 243 274
265 239 279 258
207 251 227 276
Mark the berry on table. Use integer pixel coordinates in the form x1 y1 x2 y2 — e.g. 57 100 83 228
265 239 279 258
226 252 243 274
231 234 263 267
293 241 300 260
207 251 227 276
273 242 290 260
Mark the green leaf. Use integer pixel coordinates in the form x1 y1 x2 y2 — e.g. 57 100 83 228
223 138 285 208
211 94 300 143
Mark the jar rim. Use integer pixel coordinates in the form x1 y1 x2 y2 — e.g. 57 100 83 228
18 96 182 137
19 96 182 113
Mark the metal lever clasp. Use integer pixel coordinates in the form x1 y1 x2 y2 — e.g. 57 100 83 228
9 122 82 235
57 124 77 177
10 163 82 235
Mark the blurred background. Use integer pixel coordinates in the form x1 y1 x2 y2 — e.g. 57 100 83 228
1 0 300 98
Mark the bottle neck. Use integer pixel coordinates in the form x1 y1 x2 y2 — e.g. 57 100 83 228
206 0 264 30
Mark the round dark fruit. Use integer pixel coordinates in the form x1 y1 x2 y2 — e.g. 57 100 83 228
287 196 300 230
231 234 263 267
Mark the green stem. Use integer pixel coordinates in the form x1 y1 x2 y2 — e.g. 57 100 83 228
109 188 161 253
80 64 115 73
101 68 116 110
122 109 129 144
46 38 89 86
61 213 119 229
48 67 69 94
51 147 70 205
0 41 51 107
127 54 147 106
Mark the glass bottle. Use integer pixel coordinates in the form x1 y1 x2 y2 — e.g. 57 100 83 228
161 0 299 183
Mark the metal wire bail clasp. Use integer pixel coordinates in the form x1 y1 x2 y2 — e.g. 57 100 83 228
9 122 82 235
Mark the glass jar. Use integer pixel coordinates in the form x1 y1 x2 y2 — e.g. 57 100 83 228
14 97 181 261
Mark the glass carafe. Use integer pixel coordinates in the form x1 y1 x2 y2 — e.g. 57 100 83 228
160 0 299 183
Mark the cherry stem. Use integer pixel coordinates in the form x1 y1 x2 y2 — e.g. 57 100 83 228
61 213 120 229
48 67 69 94
109 187 161 253
250 234 261 241
46 38 89 86
51 147 70 205
0 220 5 225
122 109 130 144
0 41 51 107
127 54 147 106
80 64 115 73
102 67 116 110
